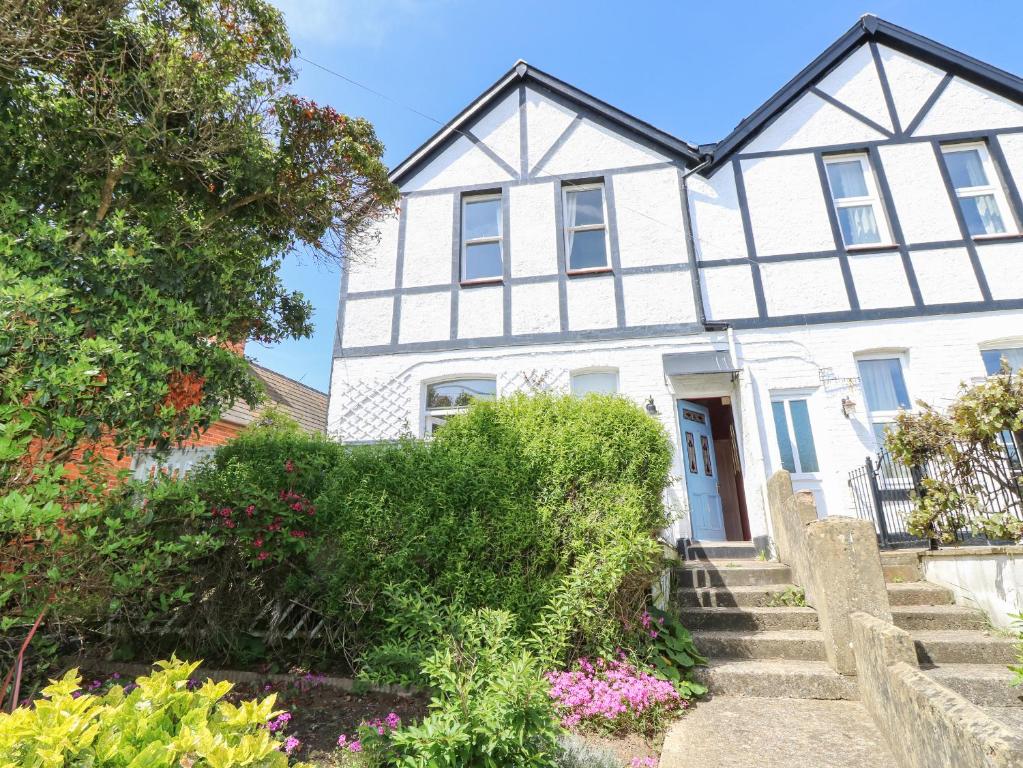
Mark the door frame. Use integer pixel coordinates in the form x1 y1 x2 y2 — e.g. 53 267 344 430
673 391 749 543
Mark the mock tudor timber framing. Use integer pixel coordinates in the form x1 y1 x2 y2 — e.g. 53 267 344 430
334 14 1023 360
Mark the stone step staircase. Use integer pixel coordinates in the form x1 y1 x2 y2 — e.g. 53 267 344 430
879 550 1022 712
673 543 1021 704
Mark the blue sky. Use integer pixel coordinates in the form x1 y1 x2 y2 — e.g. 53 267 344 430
253 0 1023 392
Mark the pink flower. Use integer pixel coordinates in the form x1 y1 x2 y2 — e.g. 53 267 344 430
285 460 295 473
546 657 684 730
348 741 362 752
283 735 301 755
257 551 269 561
385 712 401 729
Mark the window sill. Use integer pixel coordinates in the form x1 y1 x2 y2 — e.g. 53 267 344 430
844 243 899 253
971 233 1022 242
459 278 503 288
566 267 614 278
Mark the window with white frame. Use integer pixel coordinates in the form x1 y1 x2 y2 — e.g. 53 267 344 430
981 346 1023 376
425 378 496 434
461 194 503 282
570 369 619 396
980 346 1023 469
941 142 1014 237
562 183 608 271
770 396 819 474
856 356 912 451
823 153 891 247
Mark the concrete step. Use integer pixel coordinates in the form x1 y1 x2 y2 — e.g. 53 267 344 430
891 605 989 631
922 664 1023 708
883 563 923 583
692 659 858 701
886 581 954 606
692 629 826 661
678 606 819 632
675 561 793 588
673 584 797 608
660 697 898 768
913 630 1019 665
686 541 758 561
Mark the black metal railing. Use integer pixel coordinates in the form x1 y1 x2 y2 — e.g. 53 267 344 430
847 438 1023 548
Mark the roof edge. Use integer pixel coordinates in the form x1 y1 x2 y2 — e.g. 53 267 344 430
704 14 1023 173
387 62 703 187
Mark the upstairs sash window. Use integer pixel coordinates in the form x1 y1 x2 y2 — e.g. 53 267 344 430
941 143 1014 237
563 183 609 271
824 154 890 247
462 195 503 281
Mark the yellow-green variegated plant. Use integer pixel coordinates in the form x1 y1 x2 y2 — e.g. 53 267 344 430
0 658 309 768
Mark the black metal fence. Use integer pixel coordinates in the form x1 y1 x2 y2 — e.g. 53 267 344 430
847 437 1023 548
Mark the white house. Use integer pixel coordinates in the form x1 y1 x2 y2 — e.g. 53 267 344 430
328 16 1023 552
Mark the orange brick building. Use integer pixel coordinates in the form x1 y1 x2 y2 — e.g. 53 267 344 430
128 361 327 478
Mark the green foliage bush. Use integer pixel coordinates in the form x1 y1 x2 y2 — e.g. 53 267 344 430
386 610 562 768
136 393 673 670
887 364 1023 542
0 658 307 768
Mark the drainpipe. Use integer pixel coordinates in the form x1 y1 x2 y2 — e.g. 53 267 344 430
678 155 714 328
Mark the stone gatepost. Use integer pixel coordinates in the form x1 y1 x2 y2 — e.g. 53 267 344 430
766 470 892 675
805 516 892 674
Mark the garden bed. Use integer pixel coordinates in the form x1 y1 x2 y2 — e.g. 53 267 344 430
68 663 672 766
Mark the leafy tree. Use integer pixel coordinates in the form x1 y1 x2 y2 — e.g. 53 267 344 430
0 0 396 465
0 0 396 687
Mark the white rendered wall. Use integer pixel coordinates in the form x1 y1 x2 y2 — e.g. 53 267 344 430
877 44 947 130
913 78 1023 136
816 43 893 132
688 167 746 262
340 83 695 353
346 213 400 293
740 154 835 257
401 194 453 288
612 167 687 268
743 91 887 154
876 143 961 244
329 310 1023 548
922 549 1023 628
692 42 1023 324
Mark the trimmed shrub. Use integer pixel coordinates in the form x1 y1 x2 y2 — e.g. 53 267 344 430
101 393 672 671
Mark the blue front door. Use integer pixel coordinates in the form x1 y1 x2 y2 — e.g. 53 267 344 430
677 400 726 541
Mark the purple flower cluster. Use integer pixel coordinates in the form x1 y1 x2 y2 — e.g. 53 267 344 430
630 758 657 767
640 610 664 640
282 735 301 755
546 657 685 730
266 711 292 733
336 711 401 753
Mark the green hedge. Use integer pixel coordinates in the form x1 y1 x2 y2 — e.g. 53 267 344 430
111 393 673 668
